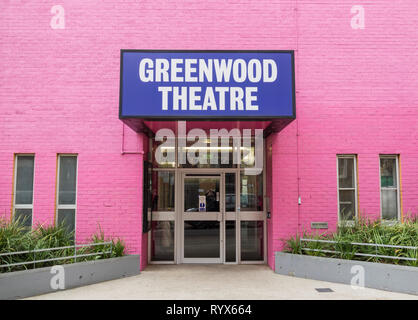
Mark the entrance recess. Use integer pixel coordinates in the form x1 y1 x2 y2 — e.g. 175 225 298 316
148 136 266 265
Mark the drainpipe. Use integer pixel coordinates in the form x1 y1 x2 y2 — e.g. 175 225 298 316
295 0 301 235
296 119 301 235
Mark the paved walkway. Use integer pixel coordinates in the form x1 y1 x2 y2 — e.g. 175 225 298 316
28 264 417 300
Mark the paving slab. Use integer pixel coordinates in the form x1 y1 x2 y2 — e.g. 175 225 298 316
27 264 418 300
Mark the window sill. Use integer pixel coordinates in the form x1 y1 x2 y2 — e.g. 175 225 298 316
338 220 355 227
381 219 400 226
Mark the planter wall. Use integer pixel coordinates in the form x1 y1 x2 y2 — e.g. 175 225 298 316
0 255 140 300
275 252 417 295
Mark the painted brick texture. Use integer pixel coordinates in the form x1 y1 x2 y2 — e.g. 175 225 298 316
0 1 417 270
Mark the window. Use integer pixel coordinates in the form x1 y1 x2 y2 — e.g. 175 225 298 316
152 171 175 211
240 172 263 212
240 221 264 261
13 155 35 228
150 221 175 261
337 155 358 221
380 155 400 221
56 155 77 239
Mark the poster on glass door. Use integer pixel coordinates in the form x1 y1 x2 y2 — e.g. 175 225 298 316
199 196 206 212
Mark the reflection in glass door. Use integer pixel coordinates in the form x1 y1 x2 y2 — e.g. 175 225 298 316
182 175 222 263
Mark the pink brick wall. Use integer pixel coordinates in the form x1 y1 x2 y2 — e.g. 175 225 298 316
267 1 418 268
1 1 417 270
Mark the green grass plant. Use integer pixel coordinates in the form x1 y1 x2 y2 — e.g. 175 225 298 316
0 218 126 273
283 215 417 267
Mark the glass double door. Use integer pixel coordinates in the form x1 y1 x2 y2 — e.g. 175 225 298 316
181 173 236 263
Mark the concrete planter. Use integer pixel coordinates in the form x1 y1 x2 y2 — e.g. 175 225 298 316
275 252 418 295
0 255 140 300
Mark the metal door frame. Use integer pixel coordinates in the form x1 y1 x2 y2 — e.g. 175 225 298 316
179 173 223 263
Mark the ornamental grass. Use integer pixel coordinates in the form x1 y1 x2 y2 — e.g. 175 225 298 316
284 214 418 267
0 218 125 273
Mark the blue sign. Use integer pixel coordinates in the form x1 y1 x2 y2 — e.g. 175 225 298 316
119 50 295 119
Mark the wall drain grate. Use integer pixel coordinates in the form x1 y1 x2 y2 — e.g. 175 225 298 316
315 288 334 293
